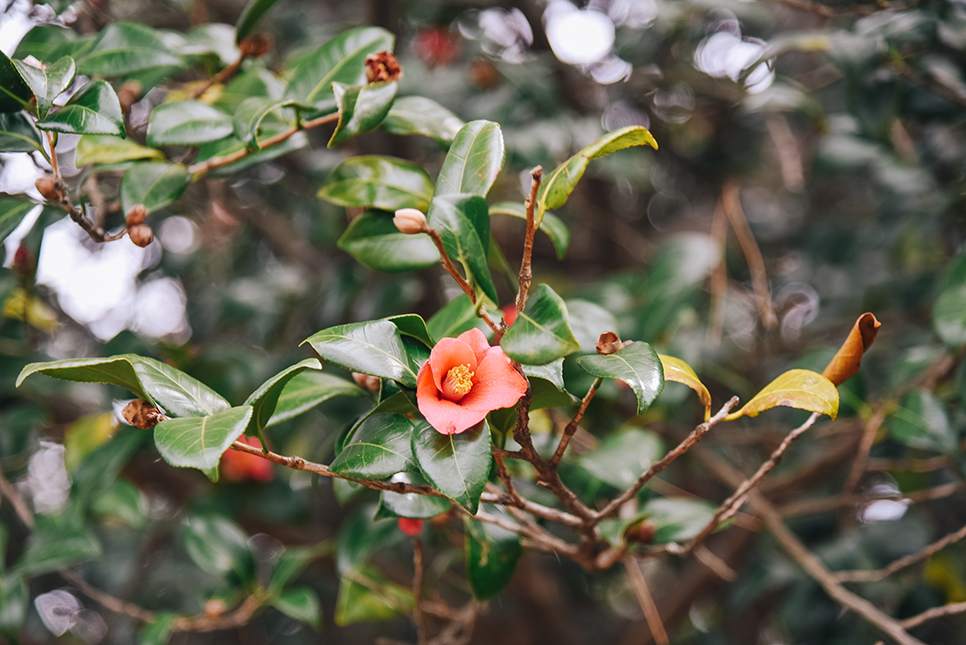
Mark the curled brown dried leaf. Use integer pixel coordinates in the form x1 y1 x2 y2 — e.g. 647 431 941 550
822 312 881 386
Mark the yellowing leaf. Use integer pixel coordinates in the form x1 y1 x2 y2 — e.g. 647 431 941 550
822 312 881 386
659 354 711 420
726 369 838 421
64 412 118 471
3 288 57 332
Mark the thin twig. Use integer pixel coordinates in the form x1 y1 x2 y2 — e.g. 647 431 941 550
865 455 950 472
60 570 155 623
836 521 966 583
189 53 246 100
515 166 543 315
550 377 601 468
780 481 966 517
413 538 428 645
0 463 35 528
624 558 670 645
595 397 739 521
900 601 966 630
694 545 738 582
721 182 777 330
425 227 502 335
707 197 728 345
841 409 886 498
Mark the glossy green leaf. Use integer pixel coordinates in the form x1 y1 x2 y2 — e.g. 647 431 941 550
14 26 92 65
77 22 182 77
18 354 230 418
411 419 492 514
303 320 418 387
243 359 321 438
75 135 163 166
644 497 718 544
267 371 365 427
490 201 570 260
464 510 522 600
427 294 483 342
375 473 451 520
119 162 191 214
889 389 956 453
147 100 233 146
232 97 292 148
659 355 712 417
524 361 576 410
386 314 434 347
381 96 464 148
328 81 397 147
726 369 838 420
0 200 38 244
0 113 43 153
338 211 440 272
578 428 665 489
273 587 322 630
427 193 497 302
536 125 658 227
285 27 395 106
0 51 33 113
567 299 619 353
37 80 124 137
12 56 75 119
434 120 505 198
330 413 416 480
502 284 581 366
577 341 664 414
14 521 101 576
177 23 239 66
235 0 282 43
155 405 253 481
319 155 434 212
180 514 255 583
334 567 412 626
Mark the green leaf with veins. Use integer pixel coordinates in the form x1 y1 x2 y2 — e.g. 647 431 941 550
411 419 492 514
0 50 33 113
119 162 191 214
427 193 497 302
77 22 182 77
36 80 124 137
433 120 505 198
328 81 398 147
154 406 254 481
330 414 417 480
501 284 580 365
303 320 417 387
381 96 465 149
243 359 321 439
337 211 440 272
266 371 365 427
12 56 75 119
0 113 43 153
319 155 434 212
577 342 664 415
147 100 233 146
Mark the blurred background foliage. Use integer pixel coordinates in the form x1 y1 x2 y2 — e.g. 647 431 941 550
1 0 966 642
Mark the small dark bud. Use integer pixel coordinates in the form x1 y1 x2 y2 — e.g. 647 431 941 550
35 175 62 202
122 400 163 429
117 80 141 113
352 372 381 392
128 224 154 248
365 51 403 83
596 331 623 355
625 519 657 544
469 59 499 89
12 245 33 277
126 204 148 227
238 33 272 58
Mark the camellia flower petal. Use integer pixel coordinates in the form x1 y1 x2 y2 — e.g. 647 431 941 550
417 328 528 435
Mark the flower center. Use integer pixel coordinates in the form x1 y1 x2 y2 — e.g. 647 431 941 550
442 364 475 402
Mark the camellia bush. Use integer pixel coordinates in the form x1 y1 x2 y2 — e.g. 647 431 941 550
1 0 966 644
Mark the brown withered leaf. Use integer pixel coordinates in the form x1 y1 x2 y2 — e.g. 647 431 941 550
365 51 402 83
822 312 881 386
122 399 163 429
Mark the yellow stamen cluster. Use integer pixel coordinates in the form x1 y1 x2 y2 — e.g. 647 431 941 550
445 364 475 395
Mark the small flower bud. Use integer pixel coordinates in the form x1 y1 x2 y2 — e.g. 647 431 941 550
393 208 427 235
596 331 623 355
366 51 403 83
625 519 657 544
352 372 381 392
398 518 424 536
12 245 33 277
203 598 227 618
126 204 147 227
117 80 141 113
35 175 62 202
238 33 272 58
128 224 154 248
122 399 163 429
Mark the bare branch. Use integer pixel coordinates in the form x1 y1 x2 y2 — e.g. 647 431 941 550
900 601 966 630
836 521 966 583
624 558 670 645
515 166 543 315
0 463 34 528
721 182 776 329
841 409 887 498
550 377 602 468
425 227 502 335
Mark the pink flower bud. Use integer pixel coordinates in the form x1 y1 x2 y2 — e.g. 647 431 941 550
398 518 424 535
393 208 427 234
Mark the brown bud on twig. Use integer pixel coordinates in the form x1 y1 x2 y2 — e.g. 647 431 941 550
625 519 657 544
122 400 164 429
352 372 381 392
365 51 403 83
35 175 62 202
117 80 142 113
393 208 428 235
126 204 147 227
238 33 272 58
128 224 154 248
596 331 624 355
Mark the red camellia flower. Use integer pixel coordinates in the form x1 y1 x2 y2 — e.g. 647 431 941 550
221 436 273 482
417 328 528 435
398 518 424 536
